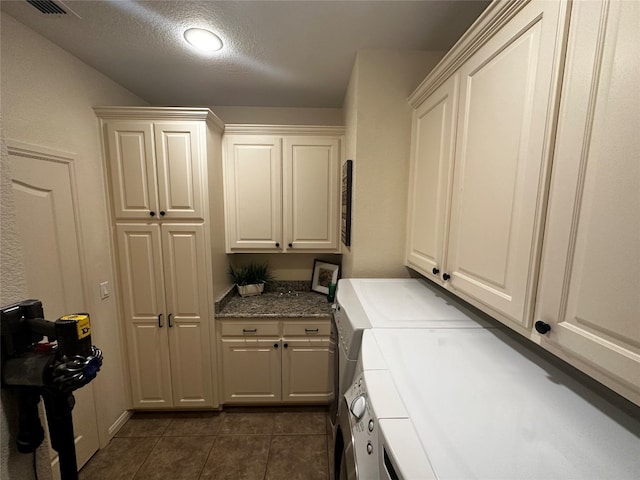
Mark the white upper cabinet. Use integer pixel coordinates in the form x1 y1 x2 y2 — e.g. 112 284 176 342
283 136 340 250
105 119 205 220
407 0 568 328
223 135 283 250
534 0 640 404
224 128 343 253
406 74 459 277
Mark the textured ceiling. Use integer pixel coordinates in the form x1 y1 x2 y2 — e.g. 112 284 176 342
1 0 490 107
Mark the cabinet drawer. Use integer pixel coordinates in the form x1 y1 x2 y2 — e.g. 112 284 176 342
282 320 330 336
220 321 280 337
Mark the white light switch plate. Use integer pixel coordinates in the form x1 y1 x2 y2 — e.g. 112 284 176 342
99 281 110 299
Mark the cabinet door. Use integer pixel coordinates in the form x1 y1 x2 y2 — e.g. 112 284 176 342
162 224 214 408
445 0 566 326
154 123 204 220
116 224 172 408
283 137 340 250
282 337 334 403
535 0 640 403
220 338 282 403
224 136 282 251
106 121 159 219
406 75 459 279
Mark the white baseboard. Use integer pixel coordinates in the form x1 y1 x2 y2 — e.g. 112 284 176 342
107 410 132 439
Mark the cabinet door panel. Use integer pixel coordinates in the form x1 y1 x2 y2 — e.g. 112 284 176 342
225 136 282 250
169 323 212 406
535 0 640 402
116 224 172 408
283 137 339 250
406 75 458 278
154 123 204 219
446 0 564 326
220 338 281 403
162 224 214 407
106 122 158 218
282 338 333 403
125 321 172 408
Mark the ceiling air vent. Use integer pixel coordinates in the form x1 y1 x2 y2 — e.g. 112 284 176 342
26 0 67 15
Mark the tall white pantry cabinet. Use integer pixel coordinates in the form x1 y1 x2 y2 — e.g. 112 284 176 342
406 0 639 405
95 107 223 409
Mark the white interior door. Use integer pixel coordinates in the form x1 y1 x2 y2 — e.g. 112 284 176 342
8 143 100 474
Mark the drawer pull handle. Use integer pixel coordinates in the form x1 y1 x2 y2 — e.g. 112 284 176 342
243 328 257 333
168 313 173 328
305 328 319 333
158 313 163 328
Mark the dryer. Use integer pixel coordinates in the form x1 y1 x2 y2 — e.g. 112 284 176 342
332 278 498 479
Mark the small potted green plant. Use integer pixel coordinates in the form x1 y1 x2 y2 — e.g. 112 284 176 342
228 263 273 297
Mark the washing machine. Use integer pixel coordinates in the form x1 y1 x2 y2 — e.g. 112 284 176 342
345 327 640 479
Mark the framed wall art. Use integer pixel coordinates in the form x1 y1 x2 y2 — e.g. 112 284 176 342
341 159 353 247
311 260 340 295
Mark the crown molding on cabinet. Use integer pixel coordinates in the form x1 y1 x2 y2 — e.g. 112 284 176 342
224 124 345 136
93 106 225 132
409 0 533 107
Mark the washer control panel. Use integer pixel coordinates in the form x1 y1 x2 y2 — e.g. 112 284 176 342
344 372 379 478
344 366 410 479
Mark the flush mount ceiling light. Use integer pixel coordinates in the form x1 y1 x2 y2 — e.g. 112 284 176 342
184 28 223 52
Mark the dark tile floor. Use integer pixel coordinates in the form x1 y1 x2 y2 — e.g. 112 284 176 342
79 406 332 480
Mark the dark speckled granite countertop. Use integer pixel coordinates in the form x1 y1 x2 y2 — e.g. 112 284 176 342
216 291 333 318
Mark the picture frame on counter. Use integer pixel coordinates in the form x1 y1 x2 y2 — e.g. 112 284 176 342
311 260 340 295
341 159 353 247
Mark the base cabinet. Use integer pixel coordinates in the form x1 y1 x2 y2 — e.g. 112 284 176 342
220 338 282 402
282 338 333 402
218 319 334 404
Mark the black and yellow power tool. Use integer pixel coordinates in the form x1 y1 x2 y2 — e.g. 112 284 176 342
1 299 103 480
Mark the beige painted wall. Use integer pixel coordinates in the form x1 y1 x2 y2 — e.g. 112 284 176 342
341 50 444 278
207 124 235 300
0 13 147 475
228 253 343 284
213 106 343 126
